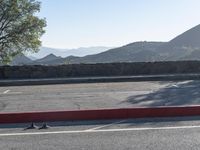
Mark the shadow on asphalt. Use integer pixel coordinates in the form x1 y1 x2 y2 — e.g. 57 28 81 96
124 80 200 106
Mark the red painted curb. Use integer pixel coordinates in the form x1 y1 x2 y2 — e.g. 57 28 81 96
1 106 200 124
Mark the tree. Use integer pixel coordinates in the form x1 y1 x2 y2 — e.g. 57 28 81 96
0 0 46 64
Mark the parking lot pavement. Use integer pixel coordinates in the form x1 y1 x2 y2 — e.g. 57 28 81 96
1 80 200 112
1 116 200 150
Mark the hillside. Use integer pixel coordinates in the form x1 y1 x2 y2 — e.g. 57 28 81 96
30 54 62 65
10 24 200 65
10 54 33 65
158 24 200 61
68 24 200 63
69 42 165 64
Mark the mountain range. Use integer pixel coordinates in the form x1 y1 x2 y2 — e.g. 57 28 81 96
10 24 200 65
27 46 113 59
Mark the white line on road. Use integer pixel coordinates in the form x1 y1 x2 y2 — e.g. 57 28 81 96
1 125 200 137
86 120 127 131
3 90 10 94
0 90 22 95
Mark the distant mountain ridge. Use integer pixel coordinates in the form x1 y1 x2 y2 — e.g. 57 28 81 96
67 24 200 64
28 46 113 59
11 54 33 65
68 42 165 64
10 24 200 65
29 54 62 65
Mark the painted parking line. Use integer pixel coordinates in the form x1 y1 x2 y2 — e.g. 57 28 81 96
0 90 22 95
1 125 200 137
3 90 10 94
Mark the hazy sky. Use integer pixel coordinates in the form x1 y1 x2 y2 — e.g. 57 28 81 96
38 0 200 49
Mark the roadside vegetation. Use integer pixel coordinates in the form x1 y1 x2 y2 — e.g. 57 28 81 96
0 0 46 64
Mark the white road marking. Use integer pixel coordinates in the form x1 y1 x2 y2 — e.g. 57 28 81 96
86 120 127 131
3 90 10 94
0 90 22 95
1 125 200 137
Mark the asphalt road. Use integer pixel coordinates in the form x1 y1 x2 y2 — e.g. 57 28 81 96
0 80 200 112
1 116 200 150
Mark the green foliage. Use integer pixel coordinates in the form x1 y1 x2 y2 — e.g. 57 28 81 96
0 0 46 64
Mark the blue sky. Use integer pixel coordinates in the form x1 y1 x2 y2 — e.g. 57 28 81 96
38 0 200 49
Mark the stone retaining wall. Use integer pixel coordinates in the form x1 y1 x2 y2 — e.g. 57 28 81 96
1 61 200 79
